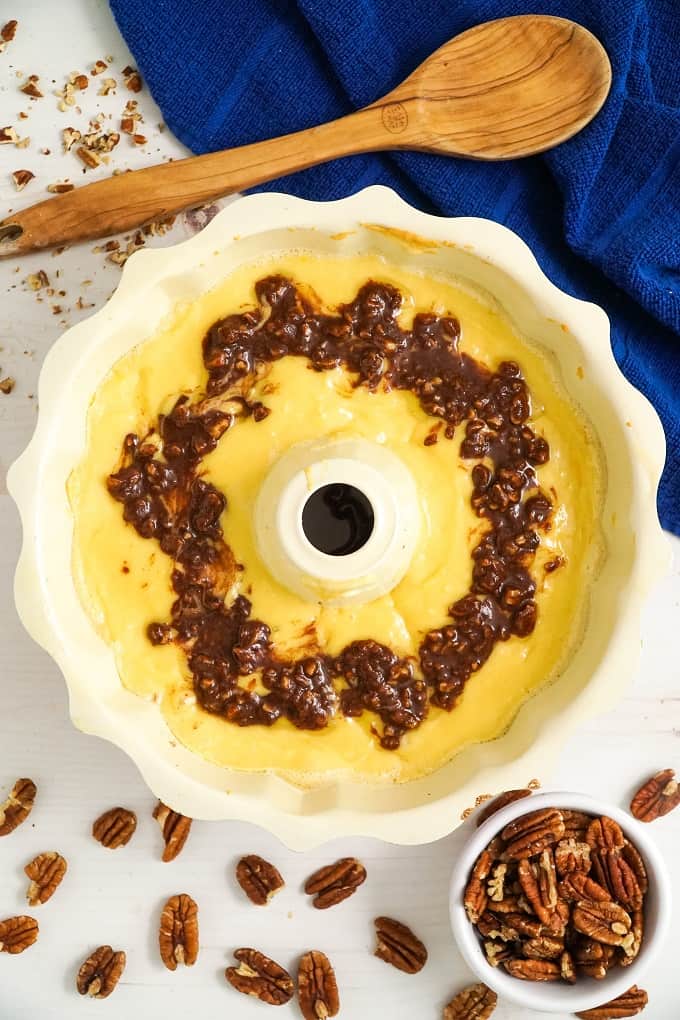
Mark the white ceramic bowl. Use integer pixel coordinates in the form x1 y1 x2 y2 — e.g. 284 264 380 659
450 791 672 1013
7 187 669 848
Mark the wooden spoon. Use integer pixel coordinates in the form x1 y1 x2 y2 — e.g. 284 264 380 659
0 15 610 258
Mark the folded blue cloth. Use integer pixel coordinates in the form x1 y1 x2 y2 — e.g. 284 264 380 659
110 0 680 533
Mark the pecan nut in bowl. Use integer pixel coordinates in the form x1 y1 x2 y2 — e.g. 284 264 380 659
449 792 671 1014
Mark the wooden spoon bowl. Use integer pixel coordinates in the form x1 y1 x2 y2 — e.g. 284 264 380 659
0 15 610 257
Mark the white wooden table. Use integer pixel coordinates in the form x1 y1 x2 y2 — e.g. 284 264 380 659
0 3 678 1017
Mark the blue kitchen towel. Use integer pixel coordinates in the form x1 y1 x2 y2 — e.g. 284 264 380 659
110 0 680 534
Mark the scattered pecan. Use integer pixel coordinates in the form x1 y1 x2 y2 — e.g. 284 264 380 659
504 958 560 981
572 900 632 947
24 851 67 905
630 769 680 822
153 801 192 861
560 949 576 984
92 807 137 849
522 934 564 961
443 982 498 1019
502 808 565 859
475 789 532 827
236 854 284 905
21 75 43 97
12 168 34 190
122 66 143 93
0 377 15 394
225 948 293 1005
1 19 17 43
575 985 648 1018
554 838 591 875
374 916 427 974
0 778 36 836
586 816 625 850
0 916 38 953
297 950 339 1020
304 857 366 909
76 945 126 998
47 181 74 193
464 850 493 923
158 893 198 970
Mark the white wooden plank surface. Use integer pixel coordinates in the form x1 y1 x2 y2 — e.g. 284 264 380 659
0 3 678 1017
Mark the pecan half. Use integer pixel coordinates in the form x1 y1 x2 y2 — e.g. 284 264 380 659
25 851 67 905
522 935 564 961
225 948 293 1005
92 807 137 849
517 858 553 926
475 790 532 827
630 769 680 822
596 850 642 911
297 950 339 1020
483 940 514 967
153 801 192 862
76 945 126 998
236 855 284 905
554 838 591 876
464 850 493 923
304 857 366 909
561 810 592 841
621 841 648 895
0 916 38 953
443 982 498 1019
0 778 36 836
487 863 507 902
158 894 198 970
560 949 576 984
573 900 631 946
620 908 643 966
502 808 565 859
374 916 427 973
586 816 625 850
575 985 648 1018
560 871 610 903
504 958 560 981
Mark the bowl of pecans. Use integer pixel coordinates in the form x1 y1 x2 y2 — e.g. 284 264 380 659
449 790 671 1014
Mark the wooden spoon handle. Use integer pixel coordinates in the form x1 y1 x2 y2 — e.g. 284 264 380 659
0 104 399 258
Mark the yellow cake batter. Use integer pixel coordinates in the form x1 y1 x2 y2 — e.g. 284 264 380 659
68 253 603 784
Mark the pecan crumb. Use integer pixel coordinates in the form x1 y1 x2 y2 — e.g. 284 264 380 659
11 168 33 190
77 945 126 998
76 145 100 169
235 854 284 905
575 985 648 1019
91 59 108 76
98 77 117 96
0 126 19 144
122 66 142 93
24 851 67 905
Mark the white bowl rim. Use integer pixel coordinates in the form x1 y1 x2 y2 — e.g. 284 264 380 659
6 186 670 848
449 790 672 1013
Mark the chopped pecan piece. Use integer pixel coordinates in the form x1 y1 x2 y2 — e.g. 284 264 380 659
560 949 576 984
236 854 284 905
586 816 625 850
464 849 493 923
560 871 610 903
554 838 591 875
304 857 366 909
47 181 74 193
575 985 648 1018
297 950 339 1020
92 807 137 849
12 168 34 190
502 808 565 859
504 958 560 981
225 948 293 1005
522 935 564 961
0 377 15 394
475 789 532 827
24 851 67 905
153 801 192 861
373 916 427 974
21 75 43 97
572 900 631 947
443 982 498 1019
483 940 514 967
630 769 680 822
76 945 126 998
0 915 38 953
0 778 36 836
158 893 198 970
1 19 17 42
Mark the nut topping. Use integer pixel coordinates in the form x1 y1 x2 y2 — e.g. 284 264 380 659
0 915 38 953
11 169 34 190
502 808 565 859
572 900 632 947
630 769 680 822
225 948 293 1005
575 985 649 1018
304 857 366 909
504 958 560 981
153 801 192 861
475 789 532 827
92 807 137 849
443 983 498 1019
76 946 126 998
24 851 67 905
486 862 507 902
158 894 198 970
236 854 284 905
0 778 36 836
297 950 339 1020
373 916 427 974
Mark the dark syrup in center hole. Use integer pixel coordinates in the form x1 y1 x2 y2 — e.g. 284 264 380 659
302 483 375 556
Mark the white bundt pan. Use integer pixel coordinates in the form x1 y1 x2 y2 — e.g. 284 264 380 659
8 187 669 849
